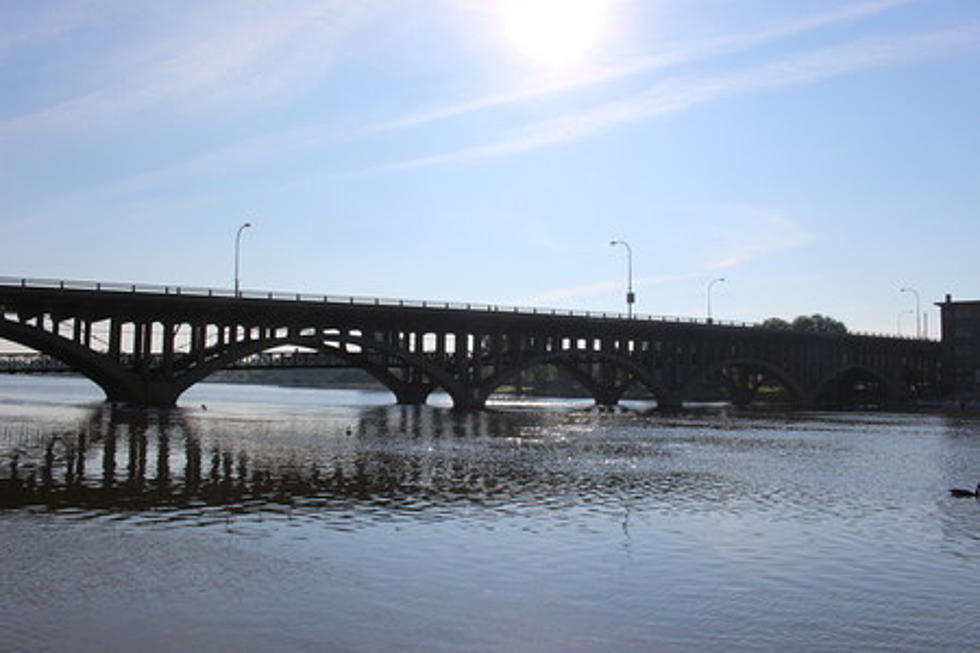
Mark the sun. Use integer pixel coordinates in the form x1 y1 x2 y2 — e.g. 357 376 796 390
498 0 609 67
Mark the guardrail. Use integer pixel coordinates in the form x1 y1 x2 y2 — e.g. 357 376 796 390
0 275 759 328
0 275 927 340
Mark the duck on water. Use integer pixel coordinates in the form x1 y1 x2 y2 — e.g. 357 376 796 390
949 483 980 498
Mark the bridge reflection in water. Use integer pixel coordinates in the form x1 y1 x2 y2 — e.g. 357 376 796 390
2 403 718 516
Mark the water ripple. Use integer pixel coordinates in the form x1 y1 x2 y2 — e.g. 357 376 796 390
3 393 980 650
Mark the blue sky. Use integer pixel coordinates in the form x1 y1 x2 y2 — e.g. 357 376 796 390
2 0 979 336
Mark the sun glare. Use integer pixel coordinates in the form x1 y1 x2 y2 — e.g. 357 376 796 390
499 0 608 67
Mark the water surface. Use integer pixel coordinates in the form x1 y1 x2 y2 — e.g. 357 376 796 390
1 376 979 651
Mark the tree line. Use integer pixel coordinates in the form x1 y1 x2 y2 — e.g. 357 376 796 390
760 314 847 334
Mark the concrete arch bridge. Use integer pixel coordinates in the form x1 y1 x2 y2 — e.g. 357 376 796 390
0 277 940 410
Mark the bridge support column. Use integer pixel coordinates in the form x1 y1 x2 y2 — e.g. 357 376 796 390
133 322 145 361
161 323 174 377
142 380 181 407
797 392 819 410
719 368 765 408
593 385 625 407
392 383 432 406
104 378 181 407
729 385 756 408
109 320 121 356
451 385 487 411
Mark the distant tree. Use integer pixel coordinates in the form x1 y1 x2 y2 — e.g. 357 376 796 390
760 317 792 330
761 314 847 334
792 314 847 334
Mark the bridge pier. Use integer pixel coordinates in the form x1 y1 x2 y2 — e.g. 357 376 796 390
391 383 433 406
715 367 766 408
450 385 488 411
142 380 181 407
593 385 626 407
655 398 683 411
106 379 181 407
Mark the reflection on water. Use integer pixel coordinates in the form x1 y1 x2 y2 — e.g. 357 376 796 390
2 393 979 535
2 378 980 651
2 403 741 523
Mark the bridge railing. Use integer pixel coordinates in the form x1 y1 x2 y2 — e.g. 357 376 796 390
0 275 761 328
0 275 929 340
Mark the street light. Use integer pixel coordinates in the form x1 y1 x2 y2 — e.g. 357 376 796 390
609 240 634 318
235 222 252 297
899 287 920 338
897 309 913 336
707 277 725 322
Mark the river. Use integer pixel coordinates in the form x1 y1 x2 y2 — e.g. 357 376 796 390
1 375 978 651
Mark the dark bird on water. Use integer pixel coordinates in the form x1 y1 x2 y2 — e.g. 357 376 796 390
948 483 979 498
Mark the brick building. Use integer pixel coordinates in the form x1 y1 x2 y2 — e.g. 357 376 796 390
938 295 980 397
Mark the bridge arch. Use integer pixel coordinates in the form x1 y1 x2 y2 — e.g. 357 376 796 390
681 357 806 407
812 365 897 408
171 333 468 408
0 279 944 411
0 317 141 402
476 350 680 409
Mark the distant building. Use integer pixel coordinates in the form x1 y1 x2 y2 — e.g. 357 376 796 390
938 295 980 397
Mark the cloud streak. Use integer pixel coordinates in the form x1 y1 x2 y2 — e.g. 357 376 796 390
701 208 822 270
0 0 93 61
81 0 921 197
361 0 919 135
0 2 375 140
355 24 980 176
521 207 820 306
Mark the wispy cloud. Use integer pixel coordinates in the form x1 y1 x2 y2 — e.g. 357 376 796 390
522 207 819 306
83 0 920 197
0 0 93 60
0 2 375 140
101 124 344 198
700 207 822 270
355 24 980 175
361 0 919 134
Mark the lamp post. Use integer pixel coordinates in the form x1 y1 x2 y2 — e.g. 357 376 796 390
897 309 913 336
609 240 634 318
899 287 920 338
707 277 725 323
235 222 252 297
